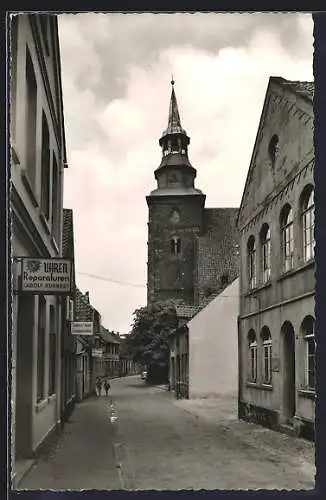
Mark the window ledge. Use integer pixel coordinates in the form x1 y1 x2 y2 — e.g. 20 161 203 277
21 170 39 207
246 382 273 391
39 213 51 235
244 281 272 297
277 260 315 282
50 235 59 253
35 398 48 412
48 393 56 403
298 388 315 399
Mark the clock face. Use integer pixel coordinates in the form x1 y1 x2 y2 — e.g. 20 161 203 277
171 210 180 224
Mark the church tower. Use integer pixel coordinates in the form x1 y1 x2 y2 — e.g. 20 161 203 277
146 80 206 306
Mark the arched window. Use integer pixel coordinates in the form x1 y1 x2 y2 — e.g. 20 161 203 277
260 224 271 283
301 186 315 262
280 205 294 272
301 316 315 390
247 236 256 289
171 236 181 255
248 330 257 383
261 326 272 385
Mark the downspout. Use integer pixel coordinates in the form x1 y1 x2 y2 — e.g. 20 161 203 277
58 155 65 427
237 314 242 420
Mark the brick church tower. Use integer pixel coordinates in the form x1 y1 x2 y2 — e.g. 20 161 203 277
146 80 206 306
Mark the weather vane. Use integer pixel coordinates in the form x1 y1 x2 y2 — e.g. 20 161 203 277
171 74 175 86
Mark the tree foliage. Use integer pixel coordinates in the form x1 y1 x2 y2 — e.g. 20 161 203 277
123 301 178 372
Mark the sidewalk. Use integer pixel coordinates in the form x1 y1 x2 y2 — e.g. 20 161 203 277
17 396 121 490
174 392 316 479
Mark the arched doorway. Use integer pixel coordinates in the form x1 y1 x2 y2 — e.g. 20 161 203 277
281 321 296 422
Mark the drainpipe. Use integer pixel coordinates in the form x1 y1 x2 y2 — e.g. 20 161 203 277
58 157 65 426
237 314 242 420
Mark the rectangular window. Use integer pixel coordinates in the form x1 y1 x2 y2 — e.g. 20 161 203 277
51 152 59 242
283 224 294 272
305 335 315 390
48 305 56 396
249 343 257 382
41 111 51 219
25 48 37 187
303 209 315 262
262 240 271 282
263 342 272 384
249 250 256 289
39 14 50 56
37 296 46 403
10 15 18 139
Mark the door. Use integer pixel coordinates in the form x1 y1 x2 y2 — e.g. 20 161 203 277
282 321 296 423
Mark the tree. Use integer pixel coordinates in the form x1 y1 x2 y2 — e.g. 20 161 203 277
123 301 178 384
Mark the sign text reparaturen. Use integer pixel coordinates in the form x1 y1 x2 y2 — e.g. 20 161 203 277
21 258 72 294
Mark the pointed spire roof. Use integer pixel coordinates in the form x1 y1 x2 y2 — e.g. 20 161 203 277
162 79 187 137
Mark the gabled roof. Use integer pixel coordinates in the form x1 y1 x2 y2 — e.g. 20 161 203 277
275 78 314 102
236 76 314 229
98 325 121 344
75 287 94 321
170 277 239 338
175 304 202 321
62 208 74 258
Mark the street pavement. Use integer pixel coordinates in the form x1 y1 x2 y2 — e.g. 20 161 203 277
18 375 315 491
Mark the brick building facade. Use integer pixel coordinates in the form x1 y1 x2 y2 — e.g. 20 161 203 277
146 80 239 319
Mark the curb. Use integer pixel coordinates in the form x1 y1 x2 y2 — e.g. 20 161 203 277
14 459 37 489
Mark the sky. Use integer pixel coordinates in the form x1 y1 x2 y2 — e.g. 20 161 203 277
58 12 313 334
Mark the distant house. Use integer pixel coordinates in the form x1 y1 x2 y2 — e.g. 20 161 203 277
237 77 315 441
169 278 239 399
93 327 121 379
61 208 76 424
74 288 96 400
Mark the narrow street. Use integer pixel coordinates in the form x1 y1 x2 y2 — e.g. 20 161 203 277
19 376 315 491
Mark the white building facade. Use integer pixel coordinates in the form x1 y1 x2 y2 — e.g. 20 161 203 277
10 13 68 484
169 279 239 400
188 278 239 399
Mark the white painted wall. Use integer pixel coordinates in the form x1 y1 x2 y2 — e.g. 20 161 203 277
189 278 239 398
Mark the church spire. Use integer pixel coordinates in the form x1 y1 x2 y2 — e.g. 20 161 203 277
166 78 183 135
159 78 190 157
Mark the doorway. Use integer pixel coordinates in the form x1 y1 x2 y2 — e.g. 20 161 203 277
15 294 35 458
281 321 296 423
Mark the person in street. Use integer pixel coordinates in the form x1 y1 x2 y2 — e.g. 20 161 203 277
96 378 102 396
104 380 111 396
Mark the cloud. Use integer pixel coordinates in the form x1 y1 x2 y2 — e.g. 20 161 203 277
58 12 313 333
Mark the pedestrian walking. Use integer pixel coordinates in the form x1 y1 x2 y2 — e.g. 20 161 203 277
104 380 111 396
96 378 102 396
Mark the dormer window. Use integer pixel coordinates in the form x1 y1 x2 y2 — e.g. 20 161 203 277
171 236 181 255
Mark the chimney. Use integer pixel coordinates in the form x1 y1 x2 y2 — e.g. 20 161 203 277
85 291 89 303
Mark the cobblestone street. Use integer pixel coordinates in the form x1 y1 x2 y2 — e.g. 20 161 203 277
19 376 315 491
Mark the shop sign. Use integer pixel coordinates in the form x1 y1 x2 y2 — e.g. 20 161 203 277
71 322 94 336
20 257 72 295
